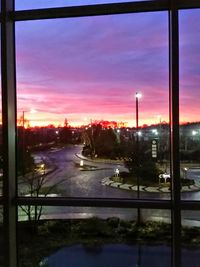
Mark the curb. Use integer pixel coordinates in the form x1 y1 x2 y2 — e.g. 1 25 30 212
101 177 200 193
75 153 124 166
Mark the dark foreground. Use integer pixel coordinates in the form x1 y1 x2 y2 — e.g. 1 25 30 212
17 218 200 267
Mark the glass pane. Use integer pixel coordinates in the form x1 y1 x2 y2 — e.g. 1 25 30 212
182 210 200 267
18 207 171 267
180 9 200 201
16 12 169 199
16 0 153 10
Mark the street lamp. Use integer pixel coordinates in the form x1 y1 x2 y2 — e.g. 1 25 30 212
192 130 198 136
135 91 142 158
136 92 142 133
40 163 45 175
22 109 37 128
135 92 142 224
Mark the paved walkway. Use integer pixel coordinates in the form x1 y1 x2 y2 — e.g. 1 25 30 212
101 177 200 193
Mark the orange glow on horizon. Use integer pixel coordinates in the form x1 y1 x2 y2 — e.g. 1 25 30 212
13 112 200 128
3 116 200 129
16 116 170 128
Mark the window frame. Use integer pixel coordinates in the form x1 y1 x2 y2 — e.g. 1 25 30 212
2 0 200 266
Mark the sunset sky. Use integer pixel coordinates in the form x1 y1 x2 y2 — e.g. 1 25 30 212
16 0 150 9
13 2 200 127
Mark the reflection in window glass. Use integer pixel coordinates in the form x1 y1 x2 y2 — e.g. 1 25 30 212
16 13 169 199
18 206 171 222
182 211 200 267
16 0 151 10
18 207 171 267
180 10 200 201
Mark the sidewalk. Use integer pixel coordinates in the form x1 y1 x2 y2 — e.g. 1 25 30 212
101 177 200 193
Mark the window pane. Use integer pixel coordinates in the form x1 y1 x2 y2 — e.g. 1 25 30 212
182 210 200 267
180 9 200 201
18 207 171 267
16 0 153 10
16 12 169 200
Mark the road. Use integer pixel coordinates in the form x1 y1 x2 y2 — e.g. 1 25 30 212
19 145 200 226
33 145 169 199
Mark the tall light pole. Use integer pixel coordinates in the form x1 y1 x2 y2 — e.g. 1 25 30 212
135 92 142 163
21 109 37 175
158 115 162 164
135 92 142 131
135 92 142 224
22 111 25 176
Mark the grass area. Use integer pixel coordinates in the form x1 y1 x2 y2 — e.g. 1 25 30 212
17 217 200 267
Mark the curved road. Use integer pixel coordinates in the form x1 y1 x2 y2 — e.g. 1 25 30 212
36 145 169 199
23 145 200 226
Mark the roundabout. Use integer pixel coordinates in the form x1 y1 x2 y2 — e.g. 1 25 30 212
101 176 200 193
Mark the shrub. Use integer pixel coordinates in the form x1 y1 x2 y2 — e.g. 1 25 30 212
78 217 108 237
134 161 160 183
107 217 120 228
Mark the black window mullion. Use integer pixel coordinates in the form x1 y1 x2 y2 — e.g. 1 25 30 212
13 1 169 21
169 1 181 267
16 197 172 209
1 1 17 267
178 0 200 10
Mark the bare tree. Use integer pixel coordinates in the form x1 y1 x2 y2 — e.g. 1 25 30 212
19 165 64 227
